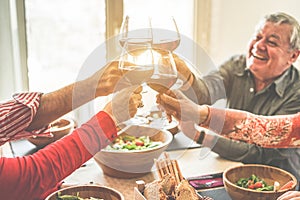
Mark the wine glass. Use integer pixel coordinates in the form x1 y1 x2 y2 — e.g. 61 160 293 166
119 15 152 51
118 40 154 126
148 17 181 130
149 16 182 92
141 49 179 130
147 49 178 94
118 15 154 126
150 16 181 52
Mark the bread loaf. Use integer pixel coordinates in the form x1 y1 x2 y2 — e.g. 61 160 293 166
144 180 168 200
175 180 201 200
143 173 202 200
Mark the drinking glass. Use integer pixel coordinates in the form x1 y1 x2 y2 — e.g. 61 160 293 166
118 40 154 126
150 16 181 52
119 15 152 51
148 17 181 129
147 49 178 94
144 49 179 130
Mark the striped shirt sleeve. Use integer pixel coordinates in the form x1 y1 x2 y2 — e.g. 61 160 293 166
0 92 51 145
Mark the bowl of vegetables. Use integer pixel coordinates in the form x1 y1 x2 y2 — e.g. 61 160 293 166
45 185 124 200
94 125 173 178
223 164 297 200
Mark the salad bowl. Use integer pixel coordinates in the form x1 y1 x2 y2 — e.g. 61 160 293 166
223 164 297 200
45 185 124 200
94 125 173 178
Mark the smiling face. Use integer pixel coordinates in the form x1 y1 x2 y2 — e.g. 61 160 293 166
247 21 299 82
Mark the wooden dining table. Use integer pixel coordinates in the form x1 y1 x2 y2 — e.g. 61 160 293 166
2 130 243 200
59 132 243 199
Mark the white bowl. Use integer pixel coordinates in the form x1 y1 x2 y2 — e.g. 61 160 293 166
94 125 173 178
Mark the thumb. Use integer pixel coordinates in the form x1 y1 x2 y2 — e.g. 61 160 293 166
160 93 180 109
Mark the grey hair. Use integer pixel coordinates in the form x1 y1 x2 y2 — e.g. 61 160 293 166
256 12 300 50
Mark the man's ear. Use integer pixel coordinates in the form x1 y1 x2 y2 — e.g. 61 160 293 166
290 50 300 63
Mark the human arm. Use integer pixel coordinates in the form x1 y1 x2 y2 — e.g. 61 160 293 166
27 61 130 130
175 54 245 105
0 86 141 200
0 61 131 143
157 90 300 148
0 92 49 145
0 111 117 200
277 191 300 200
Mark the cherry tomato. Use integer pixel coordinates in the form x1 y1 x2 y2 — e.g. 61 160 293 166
248 184 255 189
253 182 263 188
135 140 144 146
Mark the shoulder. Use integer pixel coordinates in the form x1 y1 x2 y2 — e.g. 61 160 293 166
219 54 247 75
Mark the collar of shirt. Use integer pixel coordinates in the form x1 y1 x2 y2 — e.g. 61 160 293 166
234 65 297 98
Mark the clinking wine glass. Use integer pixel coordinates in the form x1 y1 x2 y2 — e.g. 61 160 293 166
145 49 179 130
119 15 152 51
118 15 180 128
148 16 181 129
118 15 154 126
150 16 181 52
147 50 178 94
118 41 154 126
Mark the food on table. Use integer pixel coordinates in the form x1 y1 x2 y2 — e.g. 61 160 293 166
273 181 280 192
175 180 202 200
279 180 295 191
143 175 169 200
138 153 206 200
160 173 177 195
143 174 202 200
56 192 103 200
104 135 163 151
236 174 274 191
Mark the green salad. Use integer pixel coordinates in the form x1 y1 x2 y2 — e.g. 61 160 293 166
105 135 163 151
236 174 274 191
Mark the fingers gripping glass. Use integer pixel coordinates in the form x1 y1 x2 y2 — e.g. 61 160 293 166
117 15 182 130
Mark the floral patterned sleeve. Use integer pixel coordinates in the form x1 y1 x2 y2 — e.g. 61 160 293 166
0 92 51 145
202 107 300 148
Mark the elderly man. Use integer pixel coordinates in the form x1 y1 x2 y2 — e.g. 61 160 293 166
176 12 300 180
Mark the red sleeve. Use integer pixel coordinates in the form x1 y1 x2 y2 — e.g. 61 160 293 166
0 111 117 200
0 92 52 145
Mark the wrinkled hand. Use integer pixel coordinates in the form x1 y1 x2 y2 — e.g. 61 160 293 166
277 191 300 200
104 85 142 124
93 61 132 97
157 90 201 124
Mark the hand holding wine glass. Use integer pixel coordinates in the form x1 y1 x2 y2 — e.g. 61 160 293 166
117 40 155 126
147 49 178 94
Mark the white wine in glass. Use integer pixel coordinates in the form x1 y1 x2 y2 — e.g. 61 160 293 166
150 16 181 52
118 41 155 126
147 50 178 94
118 43 154 86
119 15 152 52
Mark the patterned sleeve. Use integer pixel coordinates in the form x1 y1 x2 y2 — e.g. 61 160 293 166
0 92 51 145
202 107 299 148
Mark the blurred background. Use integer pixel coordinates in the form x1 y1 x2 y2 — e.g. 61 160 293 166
1 0 300 125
